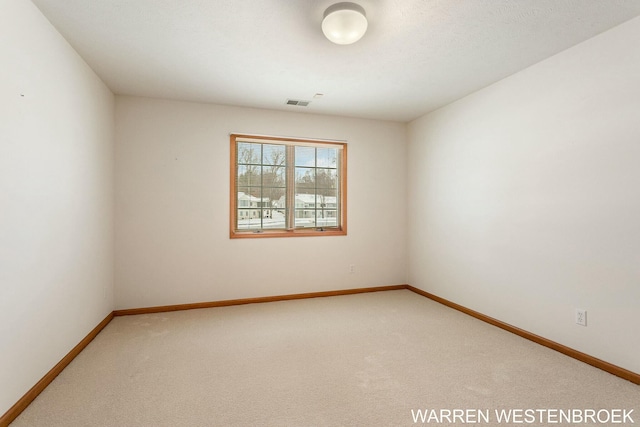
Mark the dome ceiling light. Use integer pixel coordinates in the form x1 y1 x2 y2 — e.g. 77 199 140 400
322 2 368 45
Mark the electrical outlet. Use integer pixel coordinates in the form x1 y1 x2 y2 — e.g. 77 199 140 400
349 264 355 274
575 309 587 326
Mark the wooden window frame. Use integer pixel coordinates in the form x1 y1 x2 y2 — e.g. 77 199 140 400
230 134 347 239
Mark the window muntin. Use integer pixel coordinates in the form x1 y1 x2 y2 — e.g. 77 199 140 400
230 134 347 238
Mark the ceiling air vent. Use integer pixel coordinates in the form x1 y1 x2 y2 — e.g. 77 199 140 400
286 99 310 107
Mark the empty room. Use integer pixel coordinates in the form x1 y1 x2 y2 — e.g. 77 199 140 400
1 0 639 426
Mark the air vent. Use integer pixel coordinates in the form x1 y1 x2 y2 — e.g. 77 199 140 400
286 99 310 107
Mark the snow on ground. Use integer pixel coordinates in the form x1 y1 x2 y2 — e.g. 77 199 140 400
237 211 337 229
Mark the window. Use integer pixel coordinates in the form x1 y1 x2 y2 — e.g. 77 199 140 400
230 134 347 238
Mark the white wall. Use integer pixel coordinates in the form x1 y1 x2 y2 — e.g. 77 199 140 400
407 17 640 373
0 0 114 415
115 97 407 309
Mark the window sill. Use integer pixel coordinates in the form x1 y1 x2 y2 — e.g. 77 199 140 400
230 228 347 239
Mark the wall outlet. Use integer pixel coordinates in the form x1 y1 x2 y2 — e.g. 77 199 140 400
349 264 355 274
575 308 587 326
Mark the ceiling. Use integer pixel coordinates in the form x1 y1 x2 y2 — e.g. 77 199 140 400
31 0 640 122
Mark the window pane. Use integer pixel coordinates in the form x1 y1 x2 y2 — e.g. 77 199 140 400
237 143 261 165
316 190 337 207
262 187 285 222
237 165 261 187
237 187 251 207
295 146 315 167
262 186 285 200
262 166 285 188
272 191 286 210
318 210 338 227
315 168 338 189
294 208 316 228
265 193 287 229
295 167 315 190
295 193 315 208
317 147 337 168
262 208 286 229
237 188 262 226
237 210 263 230
263 144 286 165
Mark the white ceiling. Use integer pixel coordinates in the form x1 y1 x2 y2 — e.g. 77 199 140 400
31 0 640 122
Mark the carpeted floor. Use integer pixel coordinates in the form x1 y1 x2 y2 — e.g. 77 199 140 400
11 290 640 426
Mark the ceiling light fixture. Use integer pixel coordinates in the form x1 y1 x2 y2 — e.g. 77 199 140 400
322 2 368 45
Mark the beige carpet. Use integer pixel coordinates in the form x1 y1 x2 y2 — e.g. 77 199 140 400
11 290 639 426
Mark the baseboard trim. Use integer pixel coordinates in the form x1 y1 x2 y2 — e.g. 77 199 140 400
406 285 640 385
0 312 114 427
113 284 408 316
